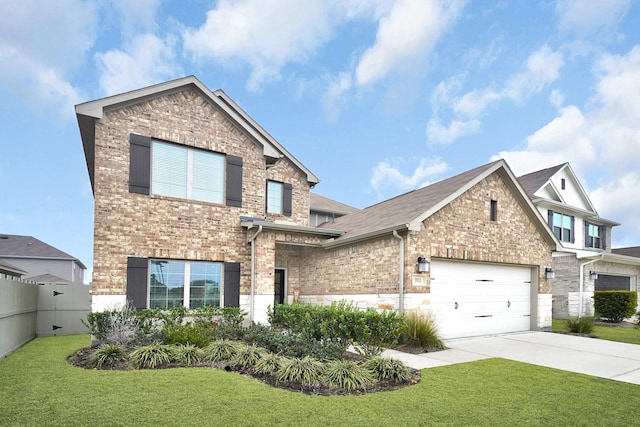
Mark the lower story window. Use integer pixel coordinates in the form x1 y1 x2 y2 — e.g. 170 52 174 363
149 260 222 309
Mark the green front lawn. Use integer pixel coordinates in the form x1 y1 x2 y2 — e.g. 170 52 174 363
1 335 639 426
552 319 640 345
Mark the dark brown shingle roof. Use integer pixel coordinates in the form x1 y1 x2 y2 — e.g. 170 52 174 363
612 247 640 258
310 193 359 215
321 160 504 242
517 163 566 198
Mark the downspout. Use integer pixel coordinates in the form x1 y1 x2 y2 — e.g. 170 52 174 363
578 254 604 317
392 230 405 314
248 225 263 323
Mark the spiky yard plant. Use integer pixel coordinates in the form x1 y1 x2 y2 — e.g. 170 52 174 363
129 344 175 369
174 344 205 365
323 359 372 392
401 309 446 351
90 343 127 369
566 317 595 334
252 353 283 376
362 356 411 383
203 340 240 362
230 344 265 370
276 356 324 386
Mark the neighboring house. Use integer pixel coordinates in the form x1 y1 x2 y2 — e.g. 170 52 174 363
0 234 86 283
518 164 640 318
76 76 560 339
0 258 26 278
309 192 358 227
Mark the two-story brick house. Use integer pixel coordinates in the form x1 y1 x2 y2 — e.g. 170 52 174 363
77 76 560 339
519 163 640 318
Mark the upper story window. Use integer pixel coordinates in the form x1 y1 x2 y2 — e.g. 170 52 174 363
128 134 243 207
585 223 604 249
149 259 222 309
266 180 293 216
549 211 574 243
490 200 498 222
267 181 283 214
152 141 224 204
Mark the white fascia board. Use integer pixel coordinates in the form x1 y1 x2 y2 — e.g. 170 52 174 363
322 224 409 249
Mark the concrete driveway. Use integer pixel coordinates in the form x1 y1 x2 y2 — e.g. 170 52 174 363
383 332 640 385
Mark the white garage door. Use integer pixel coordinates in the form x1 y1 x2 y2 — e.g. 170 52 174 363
429 260 532 339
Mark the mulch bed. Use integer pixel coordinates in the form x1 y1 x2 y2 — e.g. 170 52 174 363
67 347 421 396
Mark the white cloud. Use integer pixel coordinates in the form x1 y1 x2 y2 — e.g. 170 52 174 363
109 0 163 36
590 172 640 246
355 0 466 86
370 157 449 198
556 0 630 36
183 0 340 92
428 45 564 143
96 33 181 96
0 0 97 118
321 72 352 122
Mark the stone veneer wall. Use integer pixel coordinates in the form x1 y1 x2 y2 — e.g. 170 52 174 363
91 88 310 300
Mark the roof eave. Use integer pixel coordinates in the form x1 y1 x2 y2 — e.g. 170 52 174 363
323 224 409 249
241 220 343 238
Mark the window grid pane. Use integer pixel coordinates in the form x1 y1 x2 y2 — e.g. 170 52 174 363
267 181 283 214
192 151 224 204
150 260 185 309
189 262 221 308
152 142 188 198
149 260 222 309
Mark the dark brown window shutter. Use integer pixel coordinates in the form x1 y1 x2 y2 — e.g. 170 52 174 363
547 210 553 227
570 216 575 243
129 134 151 194
126 257 148 309
283 183 293 217
601 226 607 249
226 155 243 207
224 262 241 307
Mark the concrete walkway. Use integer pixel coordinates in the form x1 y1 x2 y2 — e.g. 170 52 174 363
382 332 640 385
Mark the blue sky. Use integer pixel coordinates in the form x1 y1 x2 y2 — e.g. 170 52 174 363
1 0 640 282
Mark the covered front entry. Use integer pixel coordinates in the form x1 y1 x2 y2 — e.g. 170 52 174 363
429 260 534 339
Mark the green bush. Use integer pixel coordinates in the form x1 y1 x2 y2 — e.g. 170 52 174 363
243 323 344 360
83 306 154 346
162 324 210 348
594 291 637 323
566 317 595 334
129 344 175 369
253 353 283 376
203 340 240 362
174 344 204 365
362 356 411 383
399 309 446 351
90 344 127 368
230 344 265 370
276 356 324 386
269 301 406 355
323 360 372 392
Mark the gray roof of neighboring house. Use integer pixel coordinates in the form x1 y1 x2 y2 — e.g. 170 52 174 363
612 247 640 258
76 75 319 191
0 258 27 275
25 273 69 283
320 159 558 248
0 234 86 269
310 193 359 215
517 163 566 198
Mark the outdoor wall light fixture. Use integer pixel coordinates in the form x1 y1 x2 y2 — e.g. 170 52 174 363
590 271 598 280
417 257 430 273
545 267 556 279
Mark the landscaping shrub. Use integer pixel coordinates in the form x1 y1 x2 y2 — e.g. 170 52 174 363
90 343 127 368
399 309 446 351
269 301 406 355
82 306 153 346
323 360 372 392
129 344 176 369
203 340 240 362
253 353 284 376
362 356 411 383
243 323 344 360
230 344 265 370
191 306 246 340
594 291 637 323
162 324 210 348
566 317 595 334
174 344 205 365
276 356 324 386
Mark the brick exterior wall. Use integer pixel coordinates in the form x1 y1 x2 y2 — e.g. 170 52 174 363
91 88 310 298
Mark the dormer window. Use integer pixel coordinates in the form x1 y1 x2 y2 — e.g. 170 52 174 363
548 211 574 243
585 223 605 249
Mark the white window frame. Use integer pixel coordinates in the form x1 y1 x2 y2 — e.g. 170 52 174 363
586 223 602 249
267 180 284 214
148 259 223 309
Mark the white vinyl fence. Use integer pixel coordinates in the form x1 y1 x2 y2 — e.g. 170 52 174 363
0 274 90 359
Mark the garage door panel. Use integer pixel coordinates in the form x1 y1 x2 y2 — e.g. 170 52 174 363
430 260 532 339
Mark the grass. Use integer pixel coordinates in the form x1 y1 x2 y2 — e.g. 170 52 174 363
552 319 640 345
1 335 640 426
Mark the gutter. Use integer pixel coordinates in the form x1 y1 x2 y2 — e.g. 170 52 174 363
392 230 405 314
578 254 604 317
247 225 263 323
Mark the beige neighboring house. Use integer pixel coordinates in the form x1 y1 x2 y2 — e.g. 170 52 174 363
0 234 86 283
76 76 560 339
518 163 640 318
